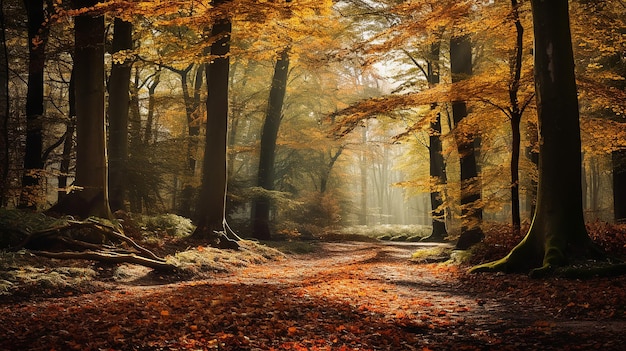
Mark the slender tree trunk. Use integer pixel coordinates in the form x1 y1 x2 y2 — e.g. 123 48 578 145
252 48 289 240
107 18 132 212
128 69 143 213
0 0 9 206
359 125 368 225
20 0 48 208
471 0 597 276
143 73 160 145
51 0 112 219
193 9 231 239
525 120 539 218
58 70 75 201
450 34 483 249
591 158 600 217
509 0 525 232
320 146 344 194
422 41 448 242
613 149 626 223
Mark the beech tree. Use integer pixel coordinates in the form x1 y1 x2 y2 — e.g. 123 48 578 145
108 18 133 212
51 0 112 219
450 33 483 250
424 41 448 242
471 0 604 275
19 0 48 208
252 48 290 240
193 0 232 242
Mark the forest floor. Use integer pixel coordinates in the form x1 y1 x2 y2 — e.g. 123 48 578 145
1 239 626 350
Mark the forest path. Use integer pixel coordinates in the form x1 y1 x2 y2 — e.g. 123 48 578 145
1 240 625 350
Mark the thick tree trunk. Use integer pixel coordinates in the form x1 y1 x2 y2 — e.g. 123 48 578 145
471 0 597 276
107 18 133 212
252 48 289 240
193 9 231 241
51 0 112 219
450 34 483 249
0 0 8 206
20 0 48 208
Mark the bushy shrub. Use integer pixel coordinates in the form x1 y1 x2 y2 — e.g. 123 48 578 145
286 191 341 228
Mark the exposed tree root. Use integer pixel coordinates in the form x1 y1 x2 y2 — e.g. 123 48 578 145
469 235 623 279
11 218 176 271
30 250 175 271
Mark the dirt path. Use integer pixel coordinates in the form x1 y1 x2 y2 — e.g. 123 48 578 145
1 241 625 350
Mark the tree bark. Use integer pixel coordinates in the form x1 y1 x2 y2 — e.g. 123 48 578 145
0 0 9 206
19 0 48 209
509 0 525 232
193 6 231 240
525 120 539 218
58 70 76 202
107 18 133 212
450 34 483 249
50 0 112 219
252 48 290 240
471 0 598 276
421 41 448 242
613 149 626 223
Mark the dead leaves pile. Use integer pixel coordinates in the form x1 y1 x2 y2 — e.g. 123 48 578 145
1 241 626 350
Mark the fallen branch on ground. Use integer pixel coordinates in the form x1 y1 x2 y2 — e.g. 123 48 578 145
11 218 176 271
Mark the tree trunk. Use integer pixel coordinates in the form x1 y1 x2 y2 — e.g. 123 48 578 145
613 149 626 223
19 0 48 209
58 70 75 202
525 120 539 218
320 146 344 194
450 34 483 249
509 0 525 232
193 9 231 240
0 0 9 206
359 125 368 225
421 41 448 242
107 18 133 212
128 69 143 213
471 0 597 276
143 73 160 145
252 48 289 240
50 0 112 219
